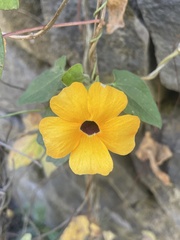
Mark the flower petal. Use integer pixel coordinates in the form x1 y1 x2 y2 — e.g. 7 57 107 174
69 135 113 176
50 82 90 122
99 115 140 155
39 117 82 158
88 82 128 123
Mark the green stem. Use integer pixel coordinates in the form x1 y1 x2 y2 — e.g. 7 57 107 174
142 43 180 81
88 0 107 81
93 0 108 16
0 109 43 119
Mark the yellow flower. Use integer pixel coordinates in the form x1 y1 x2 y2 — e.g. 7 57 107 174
39 82 140 176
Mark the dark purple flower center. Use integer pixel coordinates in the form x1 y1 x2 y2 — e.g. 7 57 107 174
80 121 100 135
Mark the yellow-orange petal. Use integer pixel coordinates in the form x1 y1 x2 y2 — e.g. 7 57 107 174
50 82 90 123
98 115 140 155
88 82 128 124
39 117 82 158
69 135 113 176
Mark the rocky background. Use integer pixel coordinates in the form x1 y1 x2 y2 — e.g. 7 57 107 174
0 0 180 239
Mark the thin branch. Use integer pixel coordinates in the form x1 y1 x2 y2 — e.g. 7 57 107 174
82 1 93 74
32 175 94 240
0 141 42 167
30 0 69 38
3 20 101 40
141 43 180 81
0 79 25 91
3 0 69 40
88 0 107 80
0 109 43 119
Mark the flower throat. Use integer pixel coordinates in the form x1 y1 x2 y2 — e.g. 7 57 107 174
80 121 100 135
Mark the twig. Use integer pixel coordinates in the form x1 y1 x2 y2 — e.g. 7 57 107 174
0 141 42 167
32 177 93 240
0 80 25 91
3 0 69 40
147 150 172 186
0 179 12 213
141 43 180 81
88 0 107 81
82 1 93 74
0 109 43 119
0 148 10 239
3 19 101 39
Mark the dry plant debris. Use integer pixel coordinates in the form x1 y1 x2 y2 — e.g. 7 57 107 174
60 215 116 240
8 113 56 177
20 233 32 240
136 131 173 186
60 215 102 240
141 230 157 240
107 0 128 34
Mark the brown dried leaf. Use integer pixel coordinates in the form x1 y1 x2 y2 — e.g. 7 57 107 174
23 112 42 130
136 132 173 164
148 151 172 186
107 0 128 34
136 131 173 186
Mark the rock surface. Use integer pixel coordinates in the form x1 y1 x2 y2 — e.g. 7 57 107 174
0 0 150 81
0 41 47 111
137 0 180 92
1 0 179 92
98 5 150 79
11 150 180 240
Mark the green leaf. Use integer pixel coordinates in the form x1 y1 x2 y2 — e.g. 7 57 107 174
0 30 5 78
46 155 69 167
42 106 56 118
62 63 87 86
37 130 44 147
37 107 56 147
113 70 162 128
18 56 66 104
0 0 19 10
